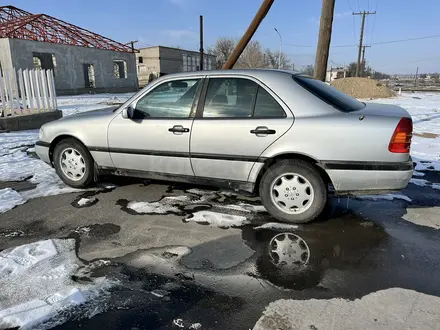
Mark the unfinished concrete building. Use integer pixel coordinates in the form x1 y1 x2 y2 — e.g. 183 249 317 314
0 6 138 94
136 46 216 87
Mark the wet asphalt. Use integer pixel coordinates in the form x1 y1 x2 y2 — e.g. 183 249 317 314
0 170 440 330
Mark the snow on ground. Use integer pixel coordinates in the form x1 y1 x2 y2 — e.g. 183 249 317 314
0 188 25 213
185 211 250 228
223 203 267 213
77 197 98 207
254 222 299 230
127 201 180 214
0 239 114 330
0 93 132 213
253 288 440 330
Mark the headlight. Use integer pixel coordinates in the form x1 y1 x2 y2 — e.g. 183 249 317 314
39 128 44 140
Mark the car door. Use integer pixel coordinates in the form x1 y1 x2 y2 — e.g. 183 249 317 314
107 77 203 176
190 76 294 182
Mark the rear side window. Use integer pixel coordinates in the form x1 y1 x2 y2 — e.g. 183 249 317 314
254 87 286 118
293 75 365 112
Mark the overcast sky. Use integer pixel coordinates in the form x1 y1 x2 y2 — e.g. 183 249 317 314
12 0 440 74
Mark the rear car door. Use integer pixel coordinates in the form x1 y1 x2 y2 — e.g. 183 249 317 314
190 76 294 182
107 77 203 176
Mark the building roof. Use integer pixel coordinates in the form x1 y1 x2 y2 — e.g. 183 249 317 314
0 5 133 52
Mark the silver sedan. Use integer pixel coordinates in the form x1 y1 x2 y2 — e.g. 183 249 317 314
36 70 413 223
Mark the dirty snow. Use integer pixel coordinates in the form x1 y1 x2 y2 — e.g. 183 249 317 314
0 239 113 330
185 211 250 228
77 197 97 206
127 201 180 214
0 188 25 212
356 193 412 202
254 222 299 230
224 203 267 213
253 288 440 330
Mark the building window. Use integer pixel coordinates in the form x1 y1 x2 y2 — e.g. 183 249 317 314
32 52 56 75
138 56 143 64
33 56 42 70
113 60 127 78
83 64 95 88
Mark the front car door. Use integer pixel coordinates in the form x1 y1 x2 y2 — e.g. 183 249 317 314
107 76 203 176
190 75 294 183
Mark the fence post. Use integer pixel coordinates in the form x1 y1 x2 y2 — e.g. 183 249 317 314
11 67 22 115
18 69 27 114
23 69 33 112
0 72 6 117
46 69 55 111
31 69 41 113
4 69 14 116
40 69 49 112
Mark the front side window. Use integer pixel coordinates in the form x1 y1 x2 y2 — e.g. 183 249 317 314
203 78 258 118
293 75 365 112
135 79 200 118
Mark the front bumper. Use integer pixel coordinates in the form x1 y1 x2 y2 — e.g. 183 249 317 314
35 141 51 165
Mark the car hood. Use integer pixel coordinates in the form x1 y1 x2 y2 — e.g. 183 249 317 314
58 106 119 122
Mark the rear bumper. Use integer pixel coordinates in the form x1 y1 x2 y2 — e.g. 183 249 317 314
324 160 413 193
35 141 51 165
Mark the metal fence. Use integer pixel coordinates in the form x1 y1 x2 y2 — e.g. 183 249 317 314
0 68 57 117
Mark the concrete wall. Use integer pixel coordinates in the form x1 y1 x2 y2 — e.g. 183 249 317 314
136 46 216 87
0 38 13 73
7 39 138 94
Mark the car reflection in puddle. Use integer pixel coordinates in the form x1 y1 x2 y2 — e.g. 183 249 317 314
242 215 388 291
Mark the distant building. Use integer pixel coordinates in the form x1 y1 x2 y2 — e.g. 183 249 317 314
136 46 216 87
326 67 347 82
0 6 138 95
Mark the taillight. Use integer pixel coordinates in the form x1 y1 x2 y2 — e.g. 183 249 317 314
389 117 413 153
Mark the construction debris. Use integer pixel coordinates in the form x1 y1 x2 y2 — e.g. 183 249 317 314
331 77 395 99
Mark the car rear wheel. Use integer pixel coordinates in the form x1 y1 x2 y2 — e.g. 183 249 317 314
53 138 94 188
259 159 327 224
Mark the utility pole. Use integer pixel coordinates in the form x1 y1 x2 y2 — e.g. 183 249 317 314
415 66 419 87
361 45 371 77
199 15 204 70
126 40 138 53
314 0 335 81
353 10 375 77
223 0 275 69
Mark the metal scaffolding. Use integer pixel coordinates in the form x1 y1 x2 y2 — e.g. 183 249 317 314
0 5 133 52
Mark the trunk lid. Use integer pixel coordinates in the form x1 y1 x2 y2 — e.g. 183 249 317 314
355 103 411 118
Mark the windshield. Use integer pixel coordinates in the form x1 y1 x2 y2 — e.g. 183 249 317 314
293 75 365 112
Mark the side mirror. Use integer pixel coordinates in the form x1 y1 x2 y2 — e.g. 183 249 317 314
122 105 135 119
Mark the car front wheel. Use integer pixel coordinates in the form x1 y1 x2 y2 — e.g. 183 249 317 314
259 159 327 224
53 138 94 188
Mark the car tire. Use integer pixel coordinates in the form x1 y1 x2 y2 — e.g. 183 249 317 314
53 138 94 189
259 159 327 224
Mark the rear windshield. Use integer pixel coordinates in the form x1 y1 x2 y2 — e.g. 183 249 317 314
293 75 366 112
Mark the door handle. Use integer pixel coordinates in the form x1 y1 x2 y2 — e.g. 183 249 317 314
168 125 190 134
250 126 276 135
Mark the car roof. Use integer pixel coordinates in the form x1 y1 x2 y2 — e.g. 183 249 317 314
160 69 302 80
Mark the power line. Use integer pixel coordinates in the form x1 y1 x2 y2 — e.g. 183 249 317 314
284 34 440 48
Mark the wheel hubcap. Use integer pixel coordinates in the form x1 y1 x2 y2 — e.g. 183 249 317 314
269 233 310 267
270 173 314 214
60 148 86 181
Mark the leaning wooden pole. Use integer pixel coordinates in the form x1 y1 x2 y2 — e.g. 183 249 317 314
314 0 335 81
223 0 275 69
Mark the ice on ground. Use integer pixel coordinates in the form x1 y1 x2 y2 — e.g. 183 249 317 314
77 197 97 206
185 211 250 228
223 203 267 213
57 93 133 116
186 188 217 195
0 239 114 330
253 288 440 330
0 188 25 213
127 201 180 214
412 170 425 177
356 193 412 202
254 222 299 230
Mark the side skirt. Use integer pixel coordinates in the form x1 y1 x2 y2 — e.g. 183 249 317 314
97 167 256 195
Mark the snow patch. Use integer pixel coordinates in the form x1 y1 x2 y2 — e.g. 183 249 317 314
127 201 180 214
185 211 250 228
0 239 114 330
224 203 267 213
254 222 299 230
253 288 440 330
412 170 425 177
77 197 97 206
186 188 216 195
0 188 25 213
410 178 430 187
357 193 412 202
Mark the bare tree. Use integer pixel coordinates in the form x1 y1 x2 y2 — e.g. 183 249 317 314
264 49 292 69
300 64 315 76
235 40 265 69
208 37 236 69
